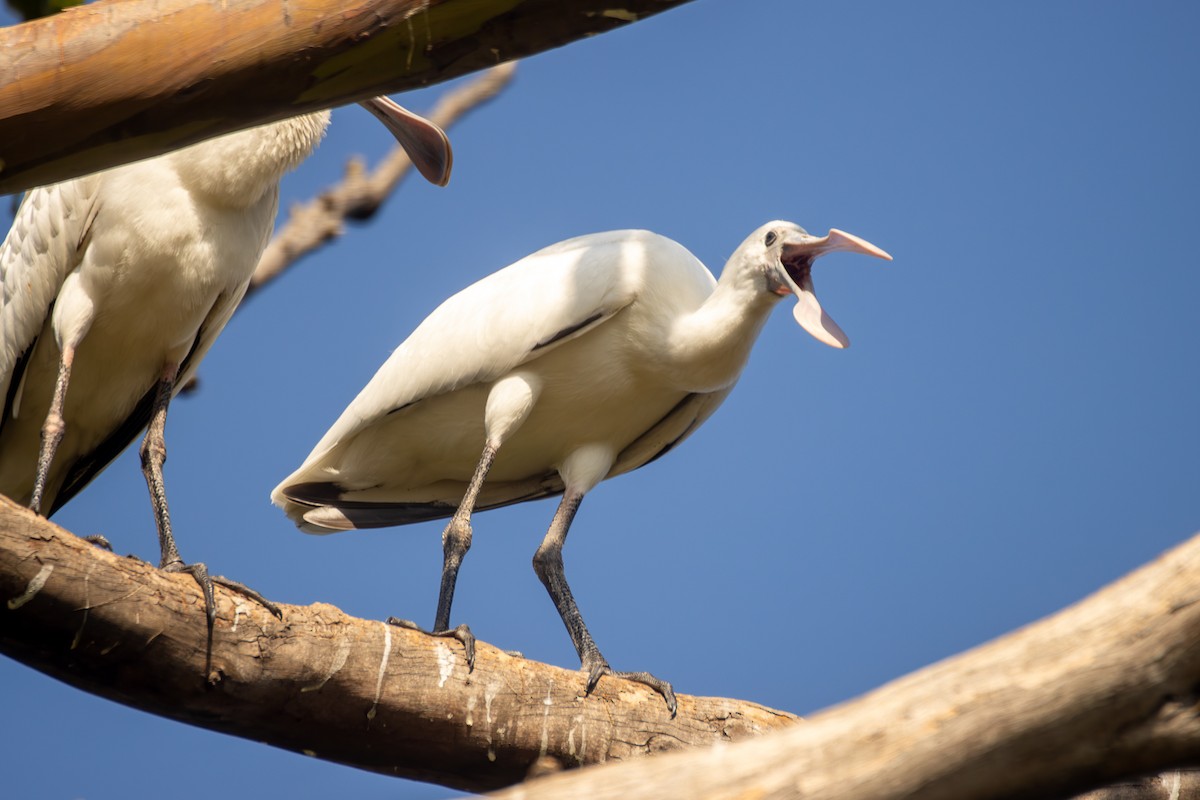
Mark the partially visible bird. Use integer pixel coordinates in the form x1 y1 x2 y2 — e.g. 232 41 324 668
272 221 891 714
0 96 452 624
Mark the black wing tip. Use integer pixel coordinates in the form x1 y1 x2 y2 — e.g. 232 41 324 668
279 481 347 506
280 481 460 528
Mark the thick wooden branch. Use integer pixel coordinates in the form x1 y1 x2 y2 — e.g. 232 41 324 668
492 531 1200 800
4 495 1199 799
0 496 797 792
0 0 691 194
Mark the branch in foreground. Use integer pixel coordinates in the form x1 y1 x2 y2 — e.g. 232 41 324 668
490 530 1200 800
0 0 692 193
248 62 517 296
0 497 797 793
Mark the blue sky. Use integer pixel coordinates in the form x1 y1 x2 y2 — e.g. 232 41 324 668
3 2 1199 798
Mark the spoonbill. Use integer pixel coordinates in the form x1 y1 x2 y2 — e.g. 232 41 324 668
0 97 452 624
272 221 891 714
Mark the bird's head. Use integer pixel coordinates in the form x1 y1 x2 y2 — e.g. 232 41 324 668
744 220 892 348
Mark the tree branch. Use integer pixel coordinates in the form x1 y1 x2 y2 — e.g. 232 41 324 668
0 0 692 194
247 61 517 297
4 496 1199 799
0 496 797 793
488 531 1200 800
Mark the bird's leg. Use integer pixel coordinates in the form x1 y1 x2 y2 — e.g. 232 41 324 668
387 440 498 671
30 344 76 515
532 489 678 716
435 441 496 631
140 364 282 626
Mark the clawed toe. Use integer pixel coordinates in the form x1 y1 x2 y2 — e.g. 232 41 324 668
211 574 283 619
162 560 280 624
583 659 677 717
83 534 113 551
386 618 476 671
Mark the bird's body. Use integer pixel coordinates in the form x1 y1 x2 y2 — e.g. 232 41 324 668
1 112 326 511
276 231 744 526
274 222 891 712
0 99 452 621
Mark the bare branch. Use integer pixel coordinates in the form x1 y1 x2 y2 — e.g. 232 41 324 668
248 62 517 297
489 531 1200 800
4 500 1199 799
0 496 797 793
0 0 692 193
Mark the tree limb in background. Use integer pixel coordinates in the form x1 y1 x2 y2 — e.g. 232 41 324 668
0 0 692 193
0 497 797 792
2 494 1199 799
485 529 1200 800
247 62 516 298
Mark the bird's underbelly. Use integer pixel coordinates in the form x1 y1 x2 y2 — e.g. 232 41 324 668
333 365 691 494
0 287 229 506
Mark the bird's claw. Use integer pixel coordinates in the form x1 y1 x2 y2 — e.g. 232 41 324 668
162 559 217 627
211 574 284 620
83 534 113 551
582 658 677 718
387 618 476 671
161 560 281 624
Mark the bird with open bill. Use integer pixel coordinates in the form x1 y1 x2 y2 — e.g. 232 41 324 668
273 221 891 714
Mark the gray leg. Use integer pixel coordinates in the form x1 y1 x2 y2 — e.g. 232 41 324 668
140 367 281 626
30 344 75 515
387 440 499 671
532 489 677 717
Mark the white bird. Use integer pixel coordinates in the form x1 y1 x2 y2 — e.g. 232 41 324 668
0 96 452 624
273 221 891 713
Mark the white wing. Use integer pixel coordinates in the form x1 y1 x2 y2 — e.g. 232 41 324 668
0 178 100 412
297 230 670 465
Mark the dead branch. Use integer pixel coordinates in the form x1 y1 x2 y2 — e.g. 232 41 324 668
248 62 516 296
0 496 797 793
489 531 1200 800
0 0 692 193
3 496 1199 799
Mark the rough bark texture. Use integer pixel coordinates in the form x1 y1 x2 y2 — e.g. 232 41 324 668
0 0 691 193
489 531 1200 800
0 496 797 792
4 501 1200 799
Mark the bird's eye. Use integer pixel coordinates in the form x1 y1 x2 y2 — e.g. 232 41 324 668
764 231 778 247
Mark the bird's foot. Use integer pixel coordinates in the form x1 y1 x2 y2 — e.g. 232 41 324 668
211 573 283 620
162 560 282 626
386 617 476 671
83 534 113 551
584 657 677 718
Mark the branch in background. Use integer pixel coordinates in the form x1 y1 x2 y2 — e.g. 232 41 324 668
0 0 692 193
172 63 513 397
488 530 1200 800
248 62 516 297
0 497 797 792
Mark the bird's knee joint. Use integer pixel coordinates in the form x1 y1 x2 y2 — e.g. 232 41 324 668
443 518 473 552
531 545 562 577
41 414 66 440
139 440 167 466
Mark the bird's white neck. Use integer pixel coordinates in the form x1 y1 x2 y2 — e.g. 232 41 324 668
661 264 779 393
170 110 331 209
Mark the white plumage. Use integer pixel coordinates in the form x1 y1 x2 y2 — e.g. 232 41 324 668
273 221 891 713
0 97 452 623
